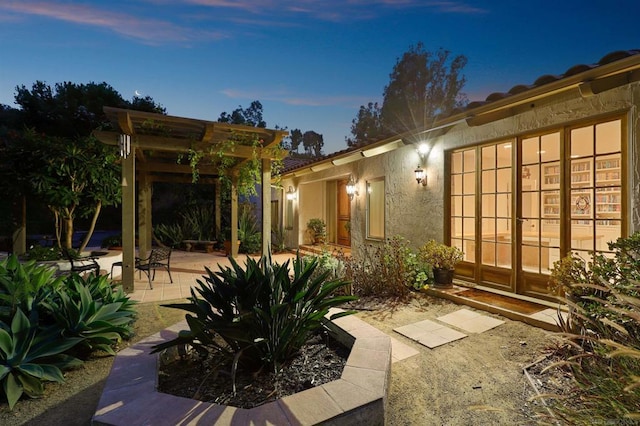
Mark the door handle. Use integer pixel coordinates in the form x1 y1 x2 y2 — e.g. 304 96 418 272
515 218 525 223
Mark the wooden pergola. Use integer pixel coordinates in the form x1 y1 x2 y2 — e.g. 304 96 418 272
94 107 287 292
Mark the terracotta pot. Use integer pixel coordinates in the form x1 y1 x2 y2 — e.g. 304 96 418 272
433 268 454 288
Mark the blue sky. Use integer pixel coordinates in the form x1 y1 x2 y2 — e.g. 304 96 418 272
1 1 639 154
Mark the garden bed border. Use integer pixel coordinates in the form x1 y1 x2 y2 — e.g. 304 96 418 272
92 309 391 425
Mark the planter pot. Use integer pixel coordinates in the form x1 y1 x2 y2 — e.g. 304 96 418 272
433 268 455 288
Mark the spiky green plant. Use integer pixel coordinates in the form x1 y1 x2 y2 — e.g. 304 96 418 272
0 309 82 410
152 252 356 376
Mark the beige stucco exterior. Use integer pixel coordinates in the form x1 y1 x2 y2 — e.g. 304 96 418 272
280 55 640 297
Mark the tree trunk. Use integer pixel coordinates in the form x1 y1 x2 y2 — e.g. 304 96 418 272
64 217 74 249
79 201 102 252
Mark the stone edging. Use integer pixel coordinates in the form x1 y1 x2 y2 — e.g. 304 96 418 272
92 308 391 425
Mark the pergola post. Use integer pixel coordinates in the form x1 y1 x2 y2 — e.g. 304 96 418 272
215 180 222 240
230 175 239 258
138 172 152 259
121 136 136 293
261 158 271 256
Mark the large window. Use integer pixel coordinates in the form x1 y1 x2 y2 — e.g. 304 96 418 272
366 178 385 240
450 148 476 262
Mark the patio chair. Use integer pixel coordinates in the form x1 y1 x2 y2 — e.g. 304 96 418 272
135 247 173 289
62 248 101 276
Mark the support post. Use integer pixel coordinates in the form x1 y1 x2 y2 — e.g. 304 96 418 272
230 175 239 258
138 173 152 259
121 136 136 293
261 158 271 257
215 180 222 241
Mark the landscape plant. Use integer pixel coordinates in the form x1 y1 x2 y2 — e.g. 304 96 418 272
306 218 326 245
418 239 463 271
340 235 430 297
0 254 137 409
238 204 261 254
543 234 640 423
151 253 356 388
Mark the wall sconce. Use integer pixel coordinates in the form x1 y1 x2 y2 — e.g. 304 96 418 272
119 134 131 158
346 176 358 200
415 166 427 186
286 186 297 201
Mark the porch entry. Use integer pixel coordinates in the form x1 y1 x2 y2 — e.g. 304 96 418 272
336 179 351 247
450 117 623 299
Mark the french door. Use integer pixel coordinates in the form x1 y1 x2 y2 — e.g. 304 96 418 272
450 117 624 298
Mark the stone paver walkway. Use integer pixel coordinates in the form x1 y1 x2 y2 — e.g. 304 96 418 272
393 308 506 349
437 308 505 333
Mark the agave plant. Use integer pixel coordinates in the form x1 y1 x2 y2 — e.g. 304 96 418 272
46 279 136 356
0 309 82 410
153 252 356 375
0 255 62 323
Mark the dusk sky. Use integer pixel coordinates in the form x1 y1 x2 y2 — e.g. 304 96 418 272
1 1 639 154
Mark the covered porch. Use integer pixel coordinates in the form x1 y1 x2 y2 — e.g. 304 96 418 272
94 107 287 292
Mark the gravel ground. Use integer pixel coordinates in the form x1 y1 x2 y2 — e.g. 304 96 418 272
0 294 559 425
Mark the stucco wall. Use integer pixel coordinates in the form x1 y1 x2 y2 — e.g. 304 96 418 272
281 82 640 258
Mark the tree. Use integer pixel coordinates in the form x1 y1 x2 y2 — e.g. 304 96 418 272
289 128 303 153
302 131 324 157
4 81 165 250
345 102 384 147
381 44 467 134
346 44 467 146
218 100 266 128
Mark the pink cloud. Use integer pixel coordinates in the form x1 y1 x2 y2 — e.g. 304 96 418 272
0 1 228 45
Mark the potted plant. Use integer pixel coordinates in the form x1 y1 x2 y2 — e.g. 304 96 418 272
419 240 463 288
307 218 326 245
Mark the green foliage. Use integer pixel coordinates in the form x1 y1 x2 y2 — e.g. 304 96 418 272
0 255 137 409
0 309 82 410
238 205 261 254
154 223 186 248
100 234 122 249
271 225 287 253
304 249 344 284
546 233 640 422
306 218 326 244
152 253 356 376
341 236 431 297
45 277 135 356
0 255 62 323
418 240 463 270
24 245 63 261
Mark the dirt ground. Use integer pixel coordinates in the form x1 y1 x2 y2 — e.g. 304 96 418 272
0 294 557 425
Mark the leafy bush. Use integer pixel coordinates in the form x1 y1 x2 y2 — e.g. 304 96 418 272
546 233 640 422
100 234 122 248
181 205 215 241
154 223 186 248
45 278 135 356
340 236 431 297
0 255 138 409
0 256 62 323
24 245 63 261
238 205 261 254
304 248 344 284
0 309 82 410
152 253 356 377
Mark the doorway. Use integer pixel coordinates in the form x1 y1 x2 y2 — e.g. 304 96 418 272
336 179 351 246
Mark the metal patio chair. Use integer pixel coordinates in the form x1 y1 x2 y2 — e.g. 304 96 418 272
134 247 173 289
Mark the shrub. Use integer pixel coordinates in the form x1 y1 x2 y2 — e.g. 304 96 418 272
24 245 63 261
0 308 82 410
238 206 261 254
546 233 640 422
100 234 122 248
0 255 62 323
418 240 463 270
154 223 186 248
340 236 430 297
46 276 136 356
152 253 356 377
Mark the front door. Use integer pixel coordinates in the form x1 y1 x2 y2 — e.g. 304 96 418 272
336 179 351 246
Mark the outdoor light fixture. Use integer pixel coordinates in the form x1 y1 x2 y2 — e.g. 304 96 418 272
119 134 131 158
286 186 297 201
414 142 429 187
346 176 358 200
415 166 427 186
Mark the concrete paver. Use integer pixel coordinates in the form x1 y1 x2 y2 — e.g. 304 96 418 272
437 308 505 333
